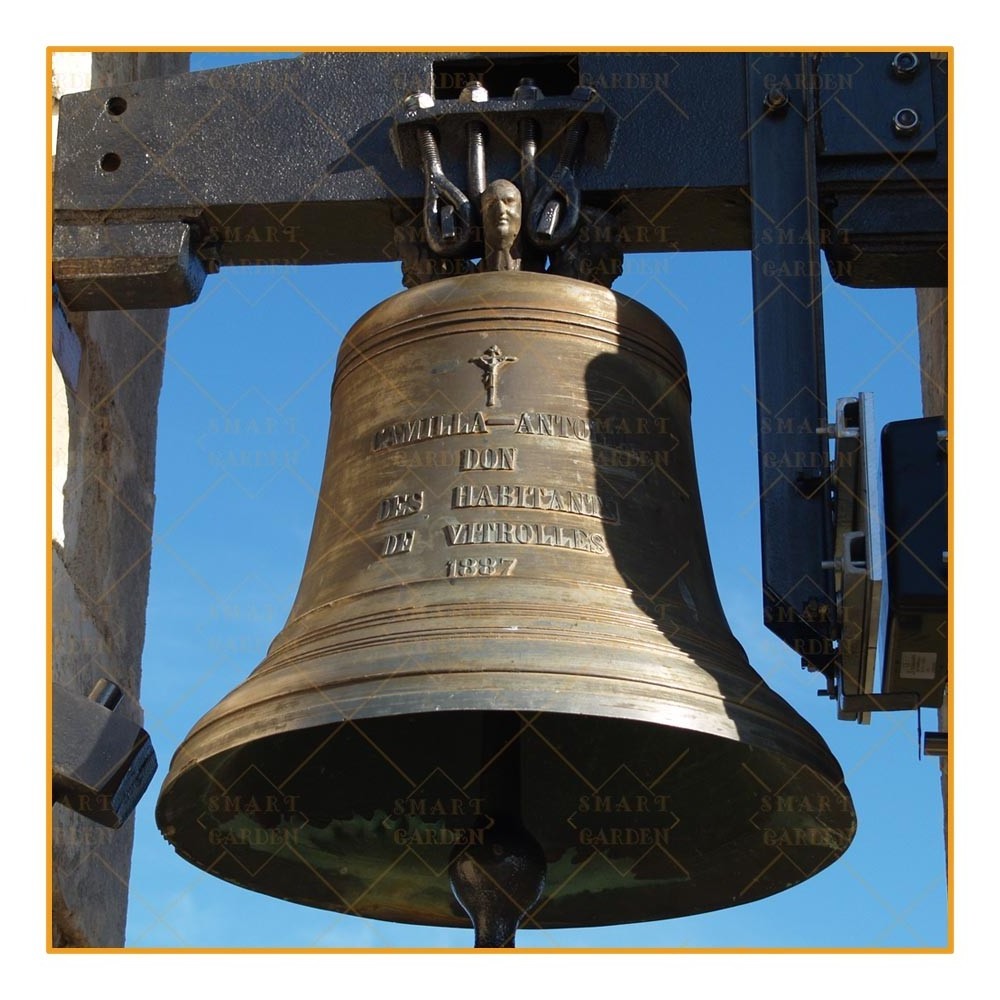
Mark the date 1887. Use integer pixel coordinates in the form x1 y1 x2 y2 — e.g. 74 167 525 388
445 556 517 578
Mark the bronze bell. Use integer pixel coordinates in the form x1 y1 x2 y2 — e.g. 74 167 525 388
156 271 855 937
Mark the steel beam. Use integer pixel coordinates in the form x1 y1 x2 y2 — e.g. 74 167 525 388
53 51 947 309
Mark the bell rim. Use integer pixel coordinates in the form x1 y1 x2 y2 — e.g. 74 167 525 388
156 692 856 929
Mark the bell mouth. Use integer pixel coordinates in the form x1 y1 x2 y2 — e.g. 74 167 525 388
157 689 855 930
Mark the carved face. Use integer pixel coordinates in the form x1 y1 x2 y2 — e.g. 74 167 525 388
482 181 522 249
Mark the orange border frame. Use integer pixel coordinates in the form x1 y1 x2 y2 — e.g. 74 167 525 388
45 45 955 955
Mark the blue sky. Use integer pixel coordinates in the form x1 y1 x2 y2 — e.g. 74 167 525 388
121 48 949 943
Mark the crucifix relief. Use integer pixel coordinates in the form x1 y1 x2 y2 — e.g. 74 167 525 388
471 345 518 407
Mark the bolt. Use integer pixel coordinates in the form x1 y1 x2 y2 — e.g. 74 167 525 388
466 122 487 201
891 52 920 78
468 127 487 154
892 107 920 136
763 85 789 114
459 80 489 103
417 127 444 174
403 92 435 112
556 121 585 168
518 114 540 207
457 81 488 200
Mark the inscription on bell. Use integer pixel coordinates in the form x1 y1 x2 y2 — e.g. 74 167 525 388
372 411 488 452
381 530 415 556
514 411 674 440
452 483 619 523
458 447 517 471
377 492 425 522
444 521 607 553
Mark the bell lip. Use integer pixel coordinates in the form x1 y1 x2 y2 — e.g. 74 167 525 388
158 668 852 806
155 693 857 930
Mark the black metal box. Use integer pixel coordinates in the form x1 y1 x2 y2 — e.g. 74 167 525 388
880 416 947 708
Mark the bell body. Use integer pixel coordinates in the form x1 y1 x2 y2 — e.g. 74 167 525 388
157 272 855 929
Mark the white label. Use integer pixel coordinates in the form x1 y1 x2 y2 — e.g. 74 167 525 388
899 651 937 679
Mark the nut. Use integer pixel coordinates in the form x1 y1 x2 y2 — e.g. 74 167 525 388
459 81 489 103
763 85 789 113
892 107 920 136
890 52 920 78
513 77 544 101
403 92 435 112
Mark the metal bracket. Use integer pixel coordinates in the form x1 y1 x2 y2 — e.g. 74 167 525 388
817 52 937 158
52 679 158 828
52 52 948 311
817 51 947 287
746 53 837 668
822 394 885 723
839 691 919 713
392 89 614 173
53 220 207 311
